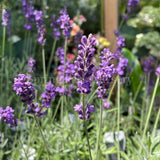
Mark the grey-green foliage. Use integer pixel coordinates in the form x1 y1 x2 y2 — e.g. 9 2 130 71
134 31 160 57
128 6 160 28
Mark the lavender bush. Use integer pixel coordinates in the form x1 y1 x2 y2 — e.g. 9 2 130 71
0 1 160 160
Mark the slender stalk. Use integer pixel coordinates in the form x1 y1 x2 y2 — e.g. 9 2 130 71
117 76 120 160
19 137 29 160
96 99 103 160
152 107 160 138
82 94 92 160
61 37 67 126
42 46 47 87
51 97 62 123
34 115 50 160
47 40 57 75
142 76 160 141
1 26 6 96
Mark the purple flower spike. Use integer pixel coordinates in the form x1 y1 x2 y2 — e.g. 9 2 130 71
41 82 56 108
103 99 111 109
22 0 35 31
155 65 160 76
96 49 116 98
13 74 35 104
0 106 18 127
57 8 72 37
2 9 10 26
116 57 128 76
74 34 96 94
143 57 155 74
128 0 140 9
50 15 60 40
27 57 36 72
74 103 83 119
34 10 46 45
86 103 95 120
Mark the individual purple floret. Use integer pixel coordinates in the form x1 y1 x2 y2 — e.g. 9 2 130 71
155 65 160 76
41 81 56 108
74 103 95 120
116 57 128 76
34 10 46 45
74 34 96 94
27 57 36 72
143 57 155 74
57 8 72 37
22 0 35 30
96 49 116 98
0 106 18 127
13 74 35 104
50 14 60 40
103 99 111 109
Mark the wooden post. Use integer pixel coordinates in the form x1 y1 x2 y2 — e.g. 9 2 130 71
104 0 118 52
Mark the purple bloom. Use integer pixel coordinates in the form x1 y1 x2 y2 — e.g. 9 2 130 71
116 57 128 75
96 49 116 98
13 74 35 104
155 65 160 76
74 103 95 120
26 103 46 118
128 0 140 9
2 9 10 26
22 0 35 31
41 81 56 108
143 57 155 74
57 8 72 37
147 80 154 95
34 10 46 45
56 47 65 64
0 106 18 127
103 99 111 109
74 34 96 94
27 57 36 72
50 15 60 40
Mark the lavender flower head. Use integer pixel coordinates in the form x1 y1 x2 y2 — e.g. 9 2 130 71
0 106 18 127
74 103 95 120
96 49 116 98
74 34 96 94
2 9 10 26
57 8 72 37
143 57 155 74
128 0 140 9
27 57 36 72
50 15 60 40
22 0 35 30
13 74 35 104
116 57 128 76
103 99 111 109
26 103 46 118
41 81 56 108
34 10 46 45
155 65 160 76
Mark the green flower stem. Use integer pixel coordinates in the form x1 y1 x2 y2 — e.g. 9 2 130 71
142 76 160 141
51 97 62 123
117 76 120 160
152 107 160 138
47 40 57 75
1 26 6 96
34 115 50 160
61 37 67 126
108 75 118 101
96 99 103 160
42 46 47 87
82 94 92 160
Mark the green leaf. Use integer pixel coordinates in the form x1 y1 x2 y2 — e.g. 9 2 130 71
123 48 144 94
